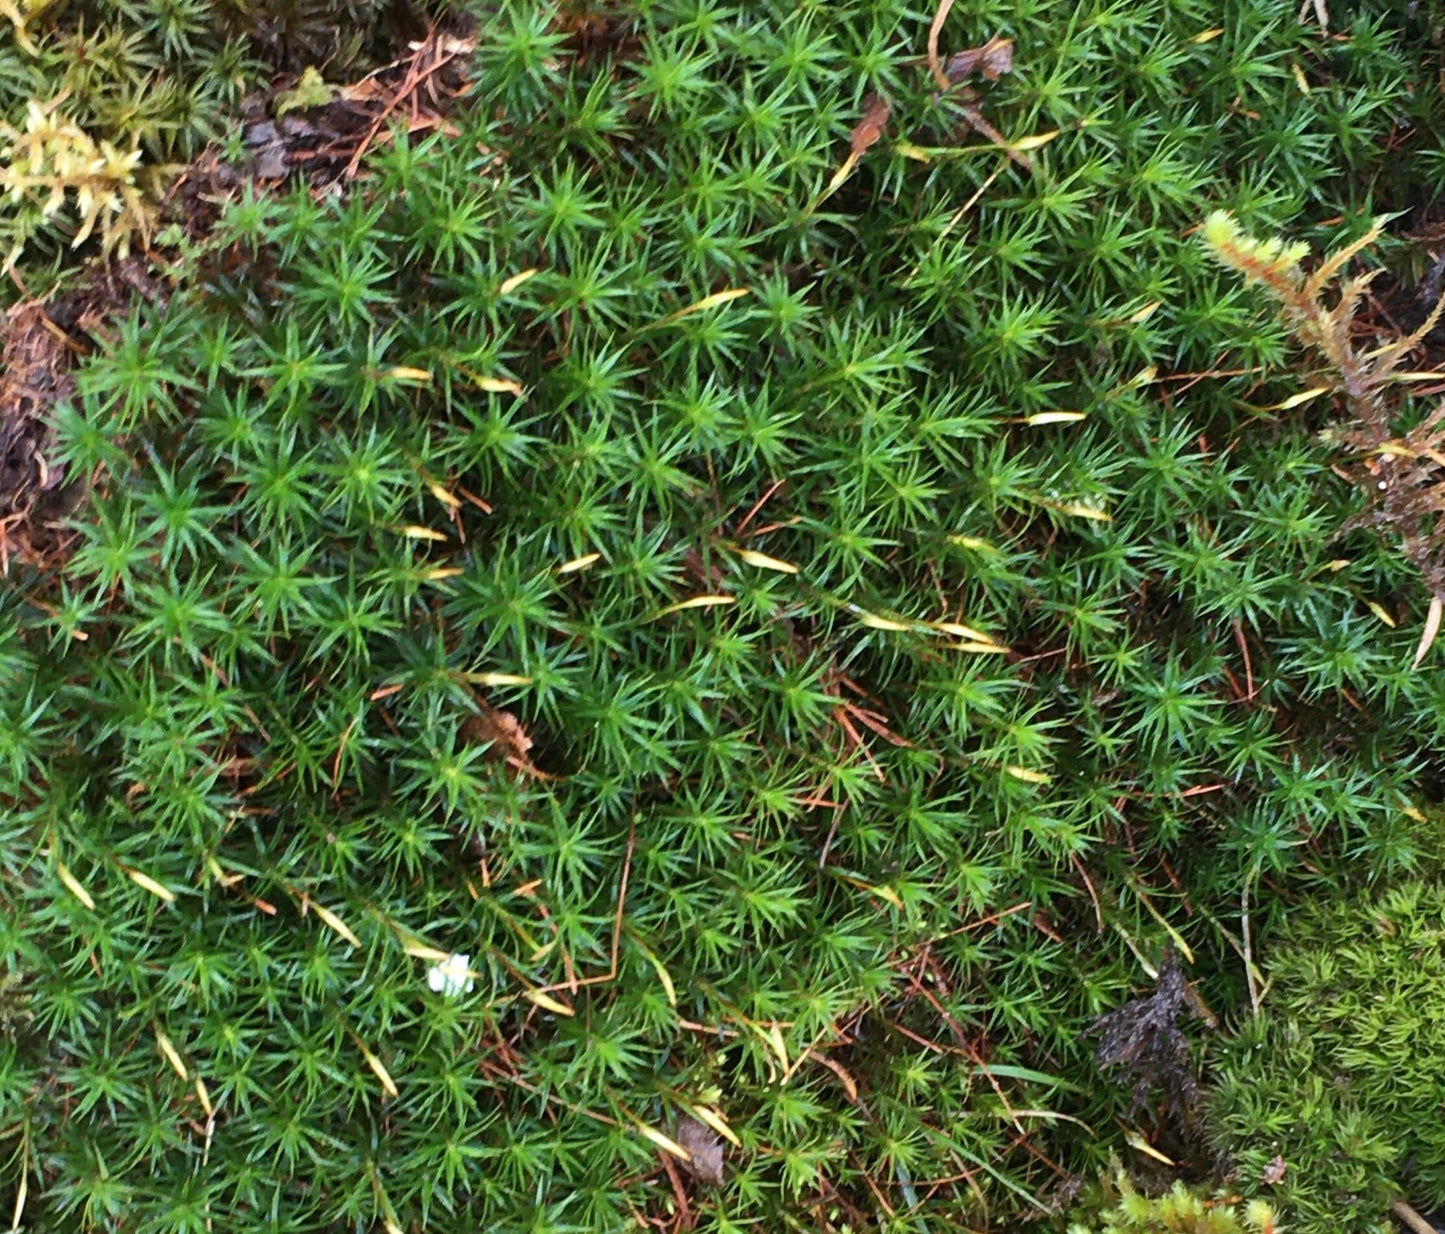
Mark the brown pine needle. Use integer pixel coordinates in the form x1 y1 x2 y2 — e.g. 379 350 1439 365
1414 594 1443 669
926 0 957 89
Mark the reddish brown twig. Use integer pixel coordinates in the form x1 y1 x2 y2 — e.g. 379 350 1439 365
345 31 474 178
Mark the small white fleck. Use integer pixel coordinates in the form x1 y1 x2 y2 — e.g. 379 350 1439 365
427 952 474 997
1378 480 1388 490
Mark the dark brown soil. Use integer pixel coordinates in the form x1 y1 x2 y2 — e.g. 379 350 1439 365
0 298 87 570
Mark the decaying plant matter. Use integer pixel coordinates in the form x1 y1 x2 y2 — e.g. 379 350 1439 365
0 297 82 566
1092 950 1202 1121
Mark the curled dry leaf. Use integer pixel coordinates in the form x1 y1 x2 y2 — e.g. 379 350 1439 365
944 36 1014 85
462 699 548 778
926 0 1014 89
849 92 891 157
463 703 533 759
823 92 893 201
924 0 1025 167
926 0 958 89
674 1114 725 1185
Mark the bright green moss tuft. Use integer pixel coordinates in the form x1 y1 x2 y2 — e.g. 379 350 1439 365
1066 1171 1281 1234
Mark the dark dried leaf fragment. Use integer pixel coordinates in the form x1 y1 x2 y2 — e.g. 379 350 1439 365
1090 949 1200 1119
945 36 1014 84
462 703 535 765
674 1114 725 1185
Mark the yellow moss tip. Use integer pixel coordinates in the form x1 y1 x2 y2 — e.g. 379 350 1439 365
1202 209 1239 248
1281 240 1310 266
1244 1199 1279 1232
1200 208 1308 286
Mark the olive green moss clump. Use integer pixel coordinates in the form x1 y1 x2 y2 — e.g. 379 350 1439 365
1212 881 1445 1234
1067 1172 1280 1234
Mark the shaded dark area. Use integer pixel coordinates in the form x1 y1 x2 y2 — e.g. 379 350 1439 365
214 0 440 72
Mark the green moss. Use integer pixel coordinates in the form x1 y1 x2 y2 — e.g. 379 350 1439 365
1212 881 1445 1234
1066 1172 1280 1234
2 0 1445 1230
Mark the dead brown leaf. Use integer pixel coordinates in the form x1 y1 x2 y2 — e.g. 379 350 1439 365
338 78 388 104
460 698 559 780
674 1115 725 1186
462 702 534 763
822 92 894 200
923 0 1026 168
1415 593 1443 669
945 36 1014 85
849 91 891 157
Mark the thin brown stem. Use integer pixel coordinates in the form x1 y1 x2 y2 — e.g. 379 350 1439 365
1391 1199 1437 1234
